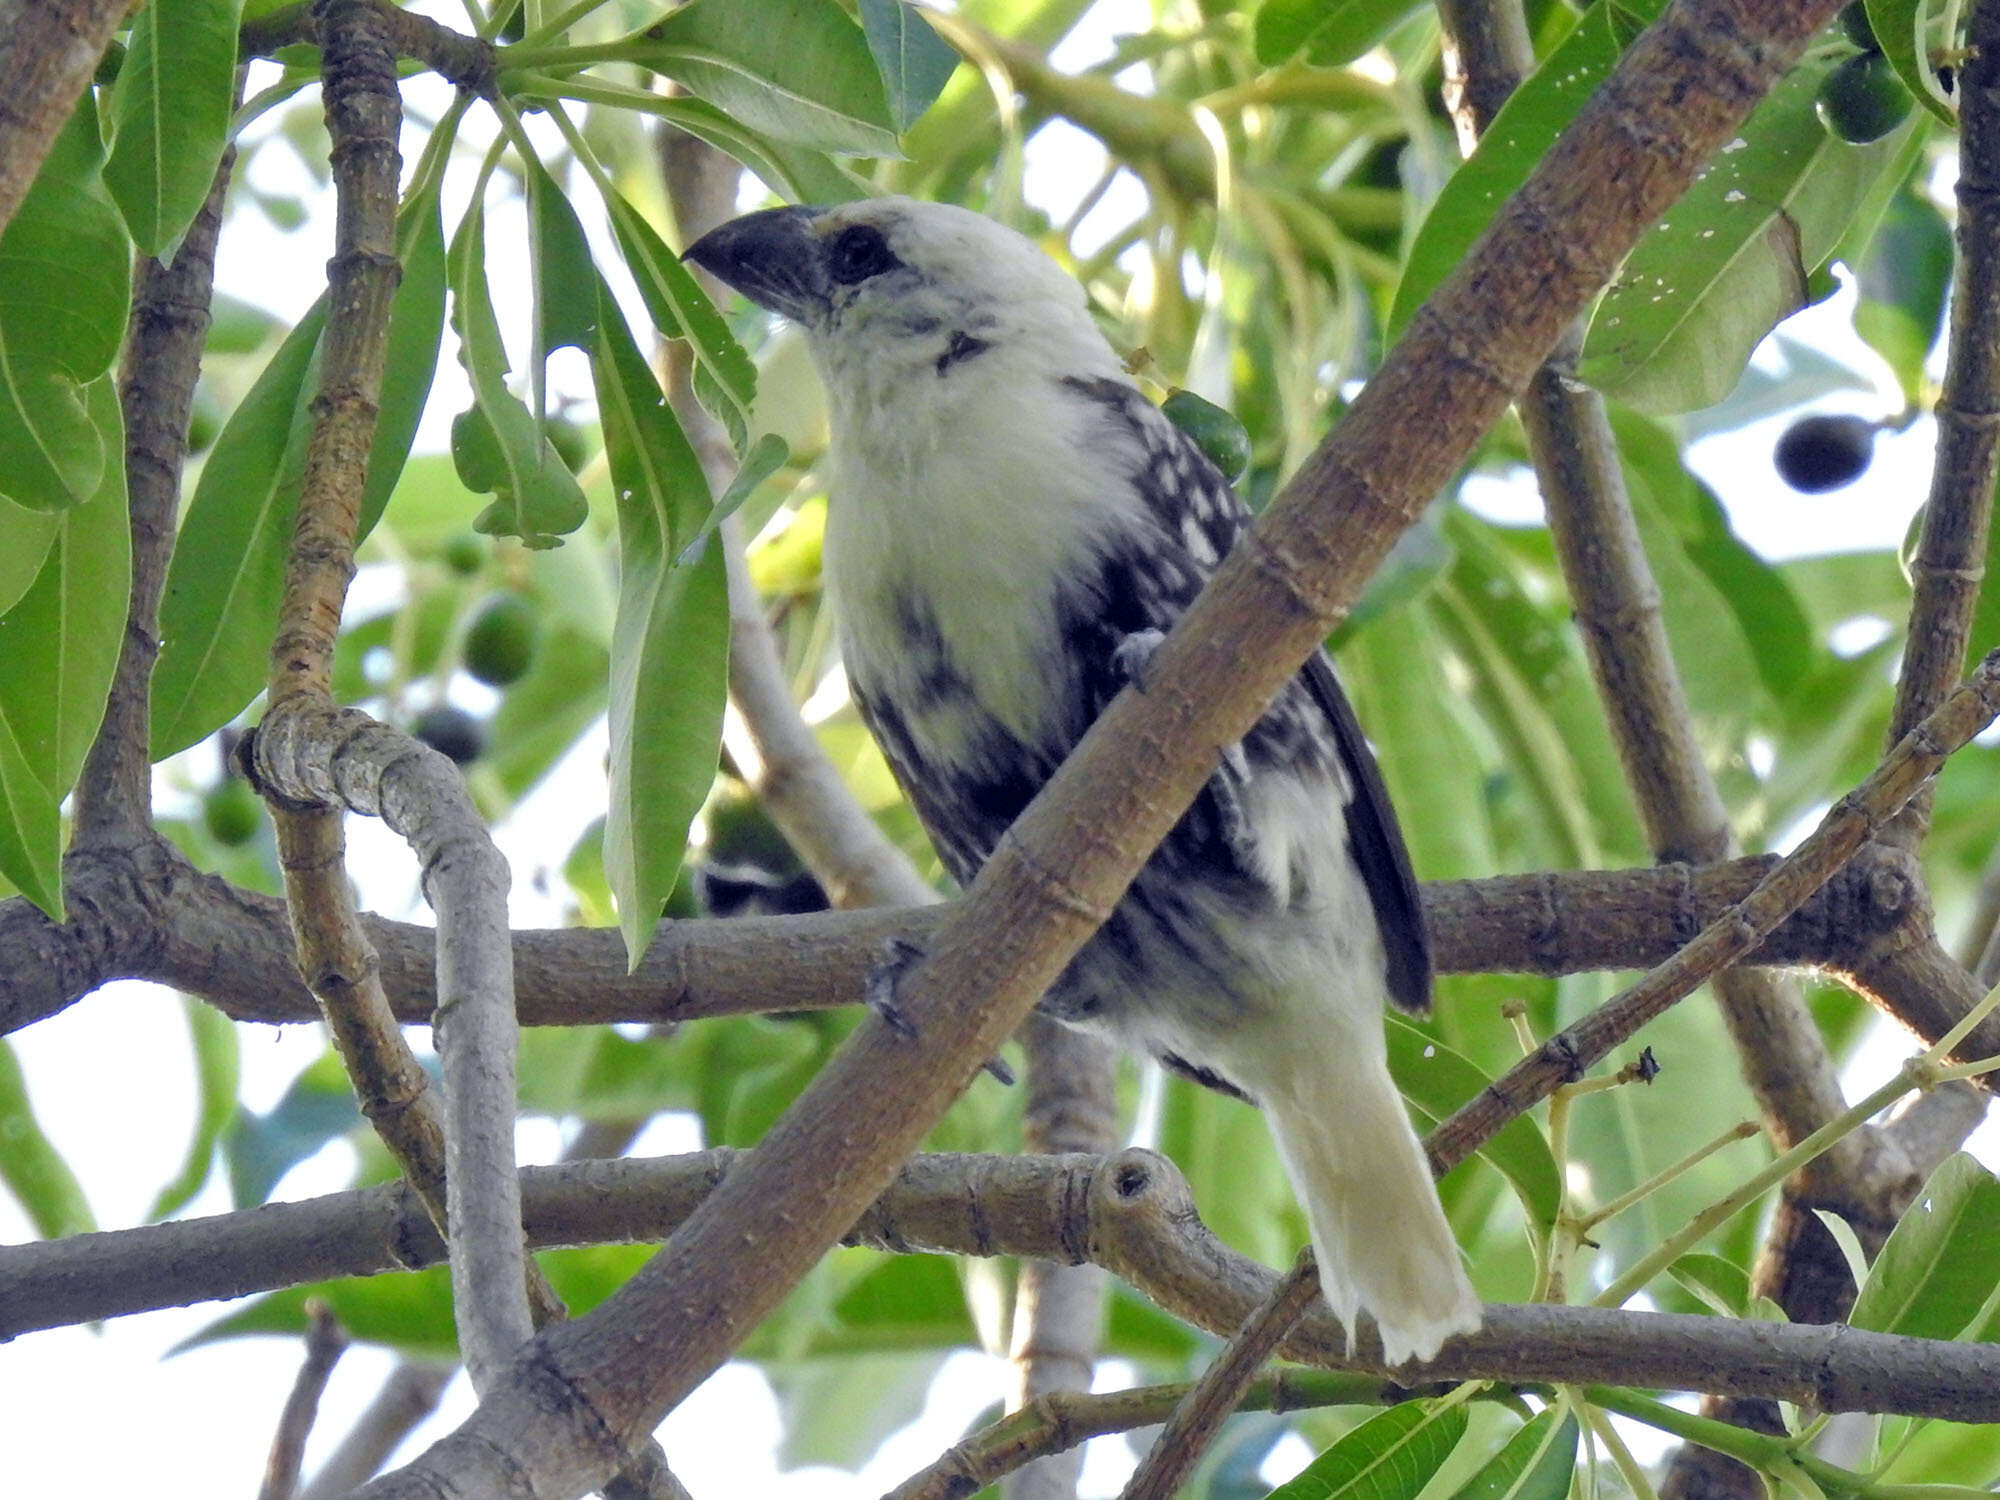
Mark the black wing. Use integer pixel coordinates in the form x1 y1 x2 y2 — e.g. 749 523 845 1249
1062 375 1433 1014
1300 651 1433 1014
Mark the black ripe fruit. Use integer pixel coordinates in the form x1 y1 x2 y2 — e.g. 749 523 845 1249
1774 414 1877 492
412 705 488 765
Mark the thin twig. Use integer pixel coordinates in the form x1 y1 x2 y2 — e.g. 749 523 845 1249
240 0 499 95
299 1362 453 1500
258 1299 351 1500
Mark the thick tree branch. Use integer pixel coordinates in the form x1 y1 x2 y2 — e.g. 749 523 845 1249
259 1300 350 1500
0 0 130 241
1428 654 2000 1175
1883 0 2000 846
0 843 1927 1037
15 1147 2000 1425
74 146 234 845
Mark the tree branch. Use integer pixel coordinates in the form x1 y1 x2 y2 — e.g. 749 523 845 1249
0 0 130 241
16 1146 2000 1425
0 843 1928 1038
258 1300 350 1500
1882 0 2000 847
73 139 235 846
299 1361 453 1500
240 0 498 97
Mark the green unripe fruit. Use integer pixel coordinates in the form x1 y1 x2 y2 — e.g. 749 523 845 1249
1160 390 1252 485
441 533 487 577
462 593 539 686
1839 2 1879 51
1817 52 1912 144
1773 413 1877 492
412 705 488 765
202 777 262 847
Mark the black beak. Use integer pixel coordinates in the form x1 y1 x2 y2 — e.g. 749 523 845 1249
683 206 829 323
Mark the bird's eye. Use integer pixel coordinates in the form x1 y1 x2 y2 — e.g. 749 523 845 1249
827 224 899 285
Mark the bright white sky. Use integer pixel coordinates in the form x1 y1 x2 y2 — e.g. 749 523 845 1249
1 3 1981 1496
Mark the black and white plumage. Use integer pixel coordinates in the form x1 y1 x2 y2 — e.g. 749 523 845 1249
687 198 1481 1363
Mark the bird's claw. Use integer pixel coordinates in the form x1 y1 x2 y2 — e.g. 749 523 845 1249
1111 629 1167 692
865 936 925 1039
864 936 1015 1085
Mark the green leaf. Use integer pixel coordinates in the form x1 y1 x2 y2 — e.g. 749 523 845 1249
1852 1154 2000 1341
147 998 241 1219
0 498 59 616
1667 1251 1751 1316
859 0 960 131
151 305 321 758
0 1038 95 1237
224 1049 364 1208
0 95 129 512
1386 1017 1561 1243
592 281 729 966
1445 1409 1577 1500
1578 60 1914 413
1855 189 1953 404
448 196 589 548
1863 0 1955 125
0 377 129 916
1391 7 1620 342
151 185 447 757
524 154 601 418
603 188 758 452
1263 1401 1469 1500
634 0 900 156
103 0 245 255
1254 0 1419 67
676 431 790 566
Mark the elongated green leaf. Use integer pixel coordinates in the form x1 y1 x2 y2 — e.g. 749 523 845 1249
147 998 241 1219
593 281 729 965
1254 0 1418 67
1386 1017 1561 1242
1264 1401 1468 1500
1391 7 1619 341
0 1038 94 1237
859 0 960 131
1863 0 1955 125
603 187 757 452
448 197 589 548
103 0 245 255
1856 189 1954 404
152 187 447 757
0 498 59 616
1667 1251 1751 1316
1852 1154 2000 1341
0 95 128 511
1578 61 1913 412
0 377 128 915
151 306 320 758
636 0 900 156
1445 1409 1577 1500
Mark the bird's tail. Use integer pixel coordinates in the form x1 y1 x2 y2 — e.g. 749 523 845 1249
1248 1016 1481 1366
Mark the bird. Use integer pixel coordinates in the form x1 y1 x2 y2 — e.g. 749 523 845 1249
685 197 1481 1364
